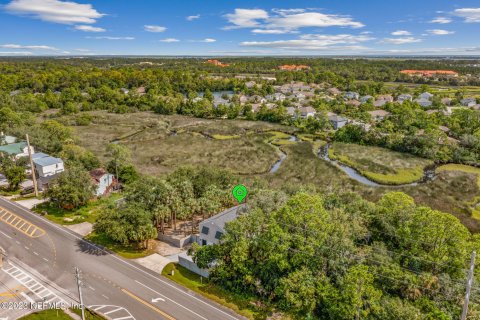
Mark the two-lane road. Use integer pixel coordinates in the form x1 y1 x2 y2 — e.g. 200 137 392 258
0 197 243 320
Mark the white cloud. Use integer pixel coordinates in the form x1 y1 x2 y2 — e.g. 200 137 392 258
430 17 452 24
251 29 298 34
186 14 200 21
382 37 422 44
453 8 480 23
224 8 364 33
240 34 373 50
144 25 166 33
266 12 364 29
74 25 105 32
159 38 180 43
427 29 455 35
87 36 134 40
224 9 269 29
391 30 411 36
0 44 58 50
201 38 216 43
0 51 32 55
4 0 104 24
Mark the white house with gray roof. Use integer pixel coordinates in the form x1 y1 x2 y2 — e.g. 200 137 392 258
197 205 246 246
32 153 64 178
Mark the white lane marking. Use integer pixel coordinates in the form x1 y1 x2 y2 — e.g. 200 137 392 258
2 198 240 320
104 307 123 315
135 280 208 320
33 252 39 256
114 316 135 320
42 258 48 262
0 230 11 239
101 294 109 300
24 246 29 250
15 241 20 245
88 286 95 291
2 263 66 305
20 292 35 304
151 297 165 303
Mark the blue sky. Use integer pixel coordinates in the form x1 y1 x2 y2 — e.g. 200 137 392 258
0 0 480 56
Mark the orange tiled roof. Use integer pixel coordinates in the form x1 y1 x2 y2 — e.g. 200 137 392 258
279 65 310 71
400 70 458 76
206 59 230 67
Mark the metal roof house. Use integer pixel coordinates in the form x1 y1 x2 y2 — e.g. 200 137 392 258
0 142 34 159
197 205 246 246
32 154 64 178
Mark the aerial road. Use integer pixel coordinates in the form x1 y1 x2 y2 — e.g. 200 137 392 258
0 196 243 320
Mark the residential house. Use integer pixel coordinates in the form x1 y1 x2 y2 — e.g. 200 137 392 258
415 98 433 108
299 106 316 118
419 92 433 100
397 94 413 103
0 134 17 145
343 92 360 100
32 153 64 178
327 88 341 96
238 95 249 105
294 92 306 100
373 100 387 108
0 142 34 159
328 114 348 130
377 95 394 103
360 95 373 103
286 107 296 117
213 98 230 108
368 110 391 121
90 168 117 197
198 205 246 246
245 81 257 88
250 95 267 104
346 100 361 107
461 98 477 107
266 93 286 101
120 88 129 94
441 98 452 106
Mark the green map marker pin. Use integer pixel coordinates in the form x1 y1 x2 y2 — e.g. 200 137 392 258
232 184 248 203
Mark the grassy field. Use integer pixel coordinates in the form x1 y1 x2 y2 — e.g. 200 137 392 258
19 309 71 319
64 112 480 232
162 263 273 319
72 112 292 176
85 232 154 259
328 142 434 185
33 193 122 225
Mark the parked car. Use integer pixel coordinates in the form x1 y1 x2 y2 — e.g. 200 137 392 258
20 186 35 195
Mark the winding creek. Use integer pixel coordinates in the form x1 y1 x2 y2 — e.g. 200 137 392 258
266 135 437 187
318 143 437 188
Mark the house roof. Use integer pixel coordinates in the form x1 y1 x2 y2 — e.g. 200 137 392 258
368 110 390 117
31 152 50 159
329 115 348 122
33 156 63 167
0 142 27 155
200 205 246 233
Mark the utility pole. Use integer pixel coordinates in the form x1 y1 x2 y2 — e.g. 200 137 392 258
74 267 86 320
0 248 5 268
25 134 39 197
461 251 476 320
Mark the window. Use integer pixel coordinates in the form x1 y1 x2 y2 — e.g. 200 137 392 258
215 231 223 240
201 239 207 246
201 226 209 235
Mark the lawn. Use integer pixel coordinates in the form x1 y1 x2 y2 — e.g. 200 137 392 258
85 232 154 259
328 142 434 185
71 307 105 319
33 193 123 225
437 164 480 188
19 309 71 319
162 263 273 319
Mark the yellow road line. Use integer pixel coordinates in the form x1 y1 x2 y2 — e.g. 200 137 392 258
122 288 176 320
0 207 45 238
